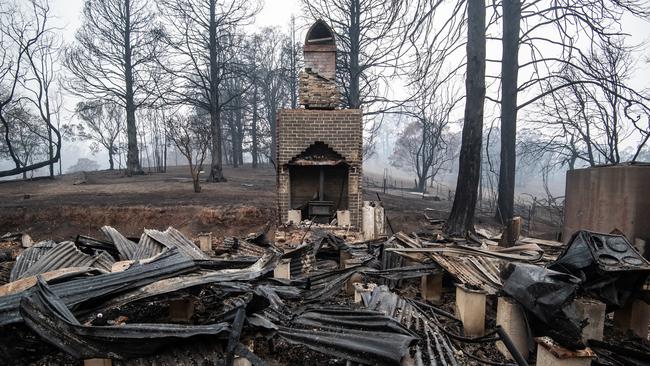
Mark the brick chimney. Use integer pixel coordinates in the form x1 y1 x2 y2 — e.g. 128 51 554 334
300 20 339 109
303 20 336 80
277 20 363 228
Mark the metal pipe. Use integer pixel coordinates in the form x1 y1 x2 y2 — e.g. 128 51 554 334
319 166 324 200
495 325 528 366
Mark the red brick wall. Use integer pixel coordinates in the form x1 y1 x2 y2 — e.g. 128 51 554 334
304 44 336 80
276 108 363 227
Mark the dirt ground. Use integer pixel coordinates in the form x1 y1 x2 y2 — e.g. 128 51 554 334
0 165 445 242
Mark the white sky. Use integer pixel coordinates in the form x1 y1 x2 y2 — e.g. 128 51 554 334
43 0 303 175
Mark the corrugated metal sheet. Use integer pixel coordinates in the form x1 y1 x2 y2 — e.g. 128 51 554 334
18 241 115 280
429 253 502 294
0 249 197 326
10 240 56 281
87 250 280 317
132 233 165 260
20 277 229 360
0 261 14 285
365 285 461 365
145 227 209 260
101 226 139 260
277 308 417 366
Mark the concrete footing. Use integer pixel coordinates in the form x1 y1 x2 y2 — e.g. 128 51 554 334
233 357 251 366
455 284 486 337
84 359 112 366
496 296 528 360
169 298 194 322
234 339 254 366
614 298 650 339
198 233 212 252
274 259 291 280
287 210 301 225
575 297 606 342
353 282 377 304
362 201 385 240
337 210 351 227
535 337 595 366
420 273 442 304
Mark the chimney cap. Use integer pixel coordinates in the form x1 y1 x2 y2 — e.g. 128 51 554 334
305 19 336 47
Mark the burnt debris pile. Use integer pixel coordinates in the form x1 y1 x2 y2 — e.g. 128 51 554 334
0 222 649 366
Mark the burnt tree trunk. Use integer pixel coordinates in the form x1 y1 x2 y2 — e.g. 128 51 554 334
496 0 521 226
48 125 54 178
348 0 361 109
269 107 277 167
229 111 238 168
108 148 115 170
124 0 142 176
207 0 226 182
252 85 259 168
445 0 487 236
236 105 244 166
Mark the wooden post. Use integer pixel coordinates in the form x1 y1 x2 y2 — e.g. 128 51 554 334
501 216 522 247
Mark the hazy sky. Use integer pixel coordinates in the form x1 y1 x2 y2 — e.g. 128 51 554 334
5 0 649 193
51 0 303 41
44 0 303 175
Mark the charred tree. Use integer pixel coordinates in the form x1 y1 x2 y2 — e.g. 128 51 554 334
495 0 521 225
445 0 487 236
65 0 161 176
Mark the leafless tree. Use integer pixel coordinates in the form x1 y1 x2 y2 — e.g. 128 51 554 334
494 0 650 225
0 102 47 179
520 40 650 170
251 27 291 167
74 100 124 170
390 77 462 193
156 0 261 182
166 111 212 193
64 0 163 176
0 0 61 179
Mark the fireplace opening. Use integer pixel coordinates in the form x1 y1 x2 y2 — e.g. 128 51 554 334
287 141 349 223
289 164 349 223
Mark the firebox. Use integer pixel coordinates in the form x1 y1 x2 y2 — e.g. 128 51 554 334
276 20 363 227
